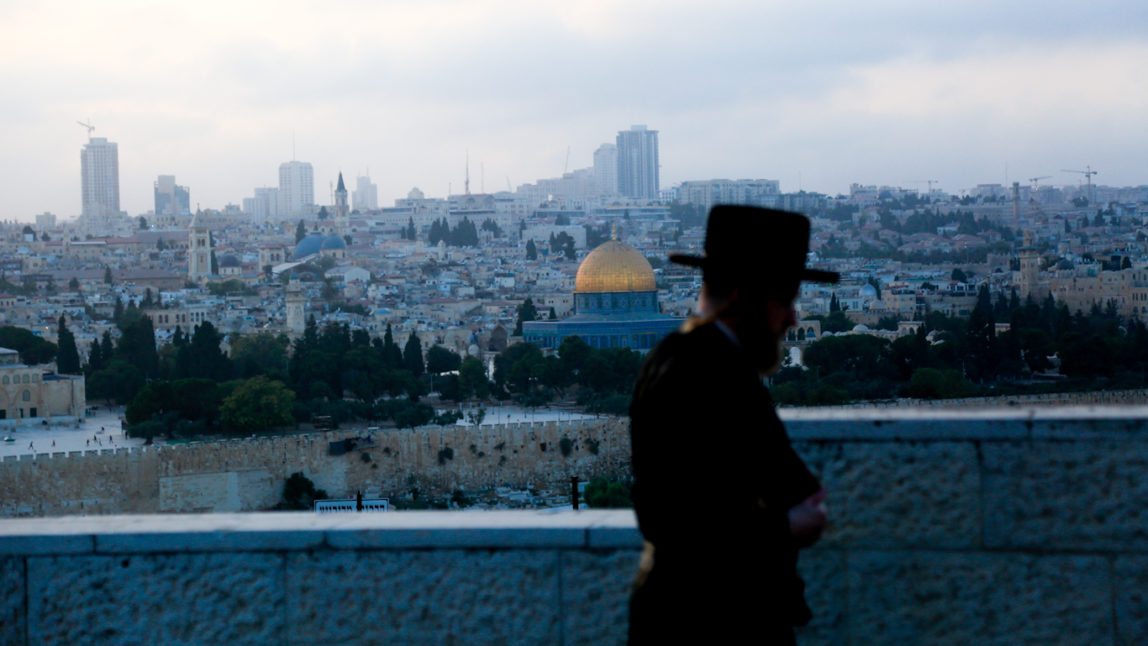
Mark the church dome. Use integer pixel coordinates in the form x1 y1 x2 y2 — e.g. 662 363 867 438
320 236 347 250
574 240 657 293
219 254 240 268
294 234 345 260
294 233 325 259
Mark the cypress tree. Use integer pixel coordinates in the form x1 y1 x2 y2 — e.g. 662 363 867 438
56 316 80 374
382 323 403 369
403 331 424 377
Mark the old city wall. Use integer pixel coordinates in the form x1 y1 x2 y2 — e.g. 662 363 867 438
0 417 631 516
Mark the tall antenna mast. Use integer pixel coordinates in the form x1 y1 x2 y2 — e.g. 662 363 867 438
465 150 470 195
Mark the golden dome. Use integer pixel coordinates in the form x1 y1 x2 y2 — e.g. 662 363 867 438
574 240 657 293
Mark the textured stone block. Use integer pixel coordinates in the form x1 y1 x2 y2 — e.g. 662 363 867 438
794 549 848 646
1116 556 1148 646
983 441 1148 551
848 551 1111 645
27 552 285 644
0 556 24 646
795 441 980 549
287 549 560 645
560 550 637 645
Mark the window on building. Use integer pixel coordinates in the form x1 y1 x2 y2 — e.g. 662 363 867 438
22 390 30 401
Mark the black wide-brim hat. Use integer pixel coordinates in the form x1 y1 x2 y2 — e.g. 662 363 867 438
669 205 839 289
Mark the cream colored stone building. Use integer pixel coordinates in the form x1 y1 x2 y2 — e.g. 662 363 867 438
0 348 85 421
1049 266 1148 317
144 306 213 332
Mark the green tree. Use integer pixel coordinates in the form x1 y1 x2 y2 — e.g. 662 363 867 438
425 345 461 374
514 297 538 336
295 220 307 244
526 238 537 261
458 356 490 400
494 342 546 395
220 376 296 434
231 333 291 380
965 285 998 381
403 331 424 377
381 323 403 369
183 321 231 381
104 266 113 285
281 472 327 510
56 316 80 374
902 368 976 399
138 215 148 230
584 476 632 508
388 399 434 429
0 326 57 365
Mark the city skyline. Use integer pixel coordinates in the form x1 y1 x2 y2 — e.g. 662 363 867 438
1 1 1145 220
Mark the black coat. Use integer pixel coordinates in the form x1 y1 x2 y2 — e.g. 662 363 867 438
628 322 820 644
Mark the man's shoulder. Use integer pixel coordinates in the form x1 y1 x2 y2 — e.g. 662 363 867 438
646 322 727 367
635 322 734 394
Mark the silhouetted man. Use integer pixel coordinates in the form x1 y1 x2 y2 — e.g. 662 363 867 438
628 205 837 645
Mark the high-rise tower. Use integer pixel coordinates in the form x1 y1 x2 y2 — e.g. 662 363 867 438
278 161 314 217
593 143 618 196
155 175 190 216
616 125 659 200
353 175 378 211
81 137 120 219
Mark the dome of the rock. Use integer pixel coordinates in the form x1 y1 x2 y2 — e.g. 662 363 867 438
574 240 657 294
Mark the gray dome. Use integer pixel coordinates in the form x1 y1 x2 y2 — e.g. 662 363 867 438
320 236 347 250
294 233 325 259
219 254 240 268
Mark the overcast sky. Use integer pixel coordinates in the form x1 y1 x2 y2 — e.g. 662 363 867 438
2 1 1145 221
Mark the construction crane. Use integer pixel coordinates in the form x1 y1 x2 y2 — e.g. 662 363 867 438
909 180 939 197
1061 166 1098 205
76 119 95 138
1028 175 1051 190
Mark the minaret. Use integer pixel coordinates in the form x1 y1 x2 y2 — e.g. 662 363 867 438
1018 229 1040 299
334 172 349 235
285 278 306 337
188 211 212 282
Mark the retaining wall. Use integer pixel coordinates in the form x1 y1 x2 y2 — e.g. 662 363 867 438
0 418 631 516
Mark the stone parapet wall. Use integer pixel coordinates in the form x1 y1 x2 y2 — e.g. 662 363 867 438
0 511 641 645
815 388 1148 409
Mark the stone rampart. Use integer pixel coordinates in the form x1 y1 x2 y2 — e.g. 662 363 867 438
0 418 631 516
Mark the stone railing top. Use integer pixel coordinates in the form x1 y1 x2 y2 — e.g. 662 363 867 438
779 405 1148 440
0 510 642 556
